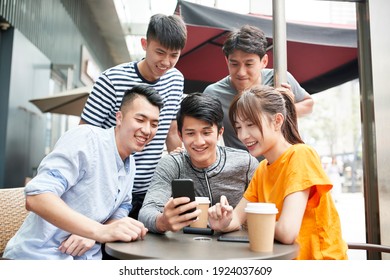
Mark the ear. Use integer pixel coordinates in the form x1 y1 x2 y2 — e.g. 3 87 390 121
178 131 183 142
141 37 147 51
217 127 224 139
261 54 269 68
274 113 284 131
116 111 123 126
224 56 229 66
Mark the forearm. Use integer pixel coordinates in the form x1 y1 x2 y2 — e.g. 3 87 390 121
26 193 105 242
274 190 309 244
139 205 164 233
138 156 179 232
295 98 314 117
226 198 249 232
165 121 182 152
138 182 170 233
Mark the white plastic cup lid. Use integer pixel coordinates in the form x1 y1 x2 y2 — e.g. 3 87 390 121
195 197 210 204
244 202 278 214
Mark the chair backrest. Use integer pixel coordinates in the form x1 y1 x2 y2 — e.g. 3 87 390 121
0 187 29 255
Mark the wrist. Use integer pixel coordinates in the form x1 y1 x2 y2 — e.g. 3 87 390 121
91 223 108 243
155 213 168 233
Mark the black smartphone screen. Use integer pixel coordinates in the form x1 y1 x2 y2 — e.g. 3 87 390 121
171 179 196 216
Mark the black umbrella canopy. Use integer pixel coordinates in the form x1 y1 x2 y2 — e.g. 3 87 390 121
175 0 358 94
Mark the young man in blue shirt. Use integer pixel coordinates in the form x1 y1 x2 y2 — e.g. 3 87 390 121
4 85 162 260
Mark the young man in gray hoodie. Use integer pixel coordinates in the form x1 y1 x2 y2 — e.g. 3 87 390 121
138 93 258 233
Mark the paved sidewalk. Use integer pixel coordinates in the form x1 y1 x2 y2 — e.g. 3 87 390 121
335 192 366 260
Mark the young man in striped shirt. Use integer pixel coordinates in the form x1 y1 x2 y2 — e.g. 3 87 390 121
80 14 187 220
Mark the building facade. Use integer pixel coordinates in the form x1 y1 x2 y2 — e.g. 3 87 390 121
0 0 124 187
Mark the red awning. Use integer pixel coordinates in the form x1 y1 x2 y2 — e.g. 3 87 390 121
175 0 358 94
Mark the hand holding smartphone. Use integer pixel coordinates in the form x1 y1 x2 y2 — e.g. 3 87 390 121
171 179 196 216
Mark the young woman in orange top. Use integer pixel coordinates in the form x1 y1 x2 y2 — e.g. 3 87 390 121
208 85 348 260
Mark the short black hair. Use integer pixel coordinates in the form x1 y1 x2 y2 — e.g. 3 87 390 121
223 25 268 59
146 14 187 50
177 93 224 133
120 84 163 112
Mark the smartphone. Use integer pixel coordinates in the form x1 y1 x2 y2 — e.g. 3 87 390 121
171 179 196 216
217 231 249 243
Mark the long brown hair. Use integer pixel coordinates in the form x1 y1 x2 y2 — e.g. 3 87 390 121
229 85 304 145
